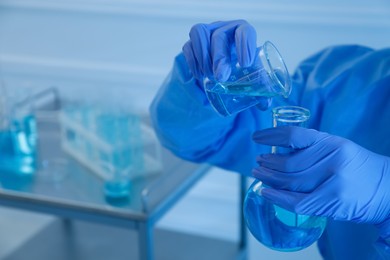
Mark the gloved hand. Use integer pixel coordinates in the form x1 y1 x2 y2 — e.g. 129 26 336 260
183 20 257 82
182 19 270 110
252 126 390 238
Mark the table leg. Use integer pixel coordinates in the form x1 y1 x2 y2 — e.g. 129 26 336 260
239 175 248 260
138 221 154 260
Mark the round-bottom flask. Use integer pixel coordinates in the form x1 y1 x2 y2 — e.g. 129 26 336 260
243 106 327 251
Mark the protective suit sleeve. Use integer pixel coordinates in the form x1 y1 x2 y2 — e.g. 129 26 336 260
149 53 269 175
149 45 386 177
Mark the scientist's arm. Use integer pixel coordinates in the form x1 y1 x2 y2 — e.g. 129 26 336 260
150 21 373 176
150 20 270 175
252 126 390 256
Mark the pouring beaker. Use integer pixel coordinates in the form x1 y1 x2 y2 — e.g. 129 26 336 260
203 41 292 116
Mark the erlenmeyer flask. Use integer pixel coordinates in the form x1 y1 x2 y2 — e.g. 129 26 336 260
243 106 327 251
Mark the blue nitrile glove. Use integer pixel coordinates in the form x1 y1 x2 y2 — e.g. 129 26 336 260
182 20 270 111
183 19 257 82
251 126 390 239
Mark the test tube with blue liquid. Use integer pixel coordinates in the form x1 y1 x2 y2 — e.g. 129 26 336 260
61 102 144 199
203 41 292 117
96 110 143 166
102 162 132 199
95 108 142 199
243 106 327 251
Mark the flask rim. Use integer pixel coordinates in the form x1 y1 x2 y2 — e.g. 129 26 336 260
272 106 310 124
260 41 292 98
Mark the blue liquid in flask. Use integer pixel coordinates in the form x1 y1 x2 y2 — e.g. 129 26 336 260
0 115 37 174
244 180 327 251
244 106 327 251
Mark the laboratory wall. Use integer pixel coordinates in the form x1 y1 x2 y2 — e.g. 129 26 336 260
0 0 389 113
0 1 389 259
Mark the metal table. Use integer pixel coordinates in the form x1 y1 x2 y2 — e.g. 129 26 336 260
0 109 215 260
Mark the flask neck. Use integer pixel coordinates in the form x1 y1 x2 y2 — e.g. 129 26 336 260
272 106 310 154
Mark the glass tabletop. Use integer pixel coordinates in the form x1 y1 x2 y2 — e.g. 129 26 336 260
0 110 209 222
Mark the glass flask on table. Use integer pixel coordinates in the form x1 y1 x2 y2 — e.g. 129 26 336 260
0 86 37 175
243 106 327 251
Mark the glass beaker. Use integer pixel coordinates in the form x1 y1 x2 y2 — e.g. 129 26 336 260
243 106 327 251
102 162 131 199
203 41 292 117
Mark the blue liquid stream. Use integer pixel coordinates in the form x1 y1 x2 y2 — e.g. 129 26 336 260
244 181 327 251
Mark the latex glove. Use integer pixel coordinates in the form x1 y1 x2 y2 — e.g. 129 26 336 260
183 19 257 82
182 20 270 110
252 126 390 237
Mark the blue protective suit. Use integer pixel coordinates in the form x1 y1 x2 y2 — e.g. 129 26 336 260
150 45 390 259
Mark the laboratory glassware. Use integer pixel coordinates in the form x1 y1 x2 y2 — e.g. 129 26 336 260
243 106 327 251
101 162 131 199
0 86 37 175
60 103 162 199
203 41 292 117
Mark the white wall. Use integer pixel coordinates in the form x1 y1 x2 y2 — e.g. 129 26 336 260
0 0 389 112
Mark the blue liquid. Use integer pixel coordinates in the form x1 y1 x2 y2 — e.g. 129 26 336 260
104 179 131 198
204 81 277 117
205 89 269 117
204 67 282 116
243 180 327 251
0 116 37 174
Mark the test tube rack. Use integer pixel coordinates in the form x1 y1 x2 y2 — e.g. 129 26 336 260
59 107 162 181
